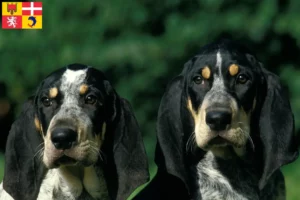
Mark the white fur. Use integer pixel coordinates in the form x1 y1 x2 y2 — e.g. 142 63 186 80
216 51 222 74
37 166 109 200
63 69 87 86
0 183 14 200
60 69 87 105
197 152 249 200
198 152 233 190
213 51 225 91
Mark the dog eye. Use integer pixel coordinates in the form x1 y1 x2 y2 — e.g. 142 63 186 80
236 74 249 84
85 95 97 105
193 76 203 84
41 97 52 107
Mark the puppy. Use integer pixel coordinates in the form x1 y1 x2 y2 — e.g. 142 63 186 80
0 64 149 200
135 40 298 200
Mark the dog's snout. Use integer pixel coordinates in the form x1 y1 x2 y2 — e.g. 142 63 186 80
51 128 77 150
206 110 232 131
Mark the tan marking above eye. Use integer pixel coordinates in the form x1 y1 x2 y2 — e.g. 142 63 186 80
229 64 239 76
79 84 89 95
49 87 58 98
201 66 211 79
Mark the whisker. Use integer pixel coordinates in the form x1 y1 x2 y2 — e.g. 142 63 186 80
99 149 107 163
35 142 44 151
38 148 44 162
186 131 196 152
34 146 44 163
247 135 255 151
238 124 255 151
33 147 43 158
89 141 107 162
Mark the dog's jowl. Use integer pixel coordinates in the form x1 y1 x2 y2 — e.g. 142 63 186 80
0 64 149 200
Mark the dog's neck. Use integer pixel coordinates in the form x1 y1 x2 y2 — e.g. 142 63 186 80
193 149 260 200
37 165 109 200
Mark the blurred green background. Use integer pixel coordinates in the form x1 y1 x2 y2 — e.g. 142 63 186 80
0 0 300 199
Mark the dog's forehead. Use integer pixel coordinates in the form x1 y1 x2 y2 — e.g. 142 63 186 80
194 49 244 68
56 68 87 96
40 64 108 91
61 68 87 86
189 50 258 83
40 65 87 87
191 39 258 71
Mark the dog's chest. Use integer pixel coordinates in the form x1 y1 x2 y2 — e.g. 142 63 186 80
194 152 259 200
37 166 109 200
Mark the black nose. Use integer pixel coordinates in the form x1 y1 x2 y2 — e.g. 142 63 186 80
206 110 232 131
51 128 77 150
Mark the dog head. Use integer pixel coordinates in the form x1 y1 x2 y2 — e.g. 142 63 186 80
184 41 261 155
183 40 298 188
3 64 149 200
34 65 111 168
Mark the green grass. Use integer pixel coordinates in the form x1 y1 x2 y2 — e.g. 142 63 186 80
282 157 300 200
128 165 157 200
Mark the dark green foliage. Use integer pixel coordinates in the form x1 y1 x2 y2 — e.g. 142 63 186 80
0 0 299 199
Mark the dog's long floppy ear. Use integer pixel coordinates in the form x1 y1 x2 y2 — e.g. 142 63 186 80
154 60 196 193
103 80 118 123
102 80 149 199
111 97 149 199
3 98 46 200
155 74 190 189
258 66 299 189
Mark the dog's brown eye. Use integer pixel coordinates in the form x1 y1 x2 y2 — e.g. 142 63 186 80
193 76 203 84
85 95 97 105
237 74 249 84
41 97 52 107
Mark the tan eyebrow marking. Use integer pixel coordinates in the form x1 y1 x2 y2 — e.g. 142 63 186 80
229 64 239 76
79 84 89 95
201 66 211 79
49 87 58 98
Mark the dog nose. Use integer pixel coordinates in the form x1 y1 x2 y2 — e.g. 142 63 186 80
51 128 77 150
206 110 232 131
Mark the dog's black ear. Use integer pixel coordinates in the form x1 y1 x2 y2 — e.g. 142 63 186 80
134 61 194 200
155 74 190 189
154 59 197 192
103 80 118 122
112 97 149 199
3 98 46 200
258 67 299 189
101 80 149 199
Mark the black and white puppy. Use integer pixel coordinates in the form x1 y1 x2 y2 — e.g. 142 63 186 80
0 64 149 200
135 40 299 200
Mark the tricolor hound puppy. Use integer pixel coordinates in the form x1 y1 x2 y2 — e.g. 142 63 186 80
134 40 299 200
0 64 149 200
